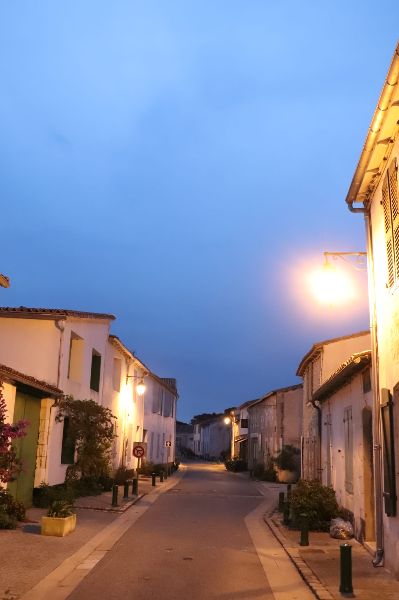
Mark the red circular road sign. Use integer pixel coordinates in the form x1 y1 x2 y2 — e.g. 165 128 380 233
133 445 145 458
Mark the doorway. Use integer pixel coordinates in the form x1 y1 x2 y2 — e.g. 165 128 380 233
362 407 375 541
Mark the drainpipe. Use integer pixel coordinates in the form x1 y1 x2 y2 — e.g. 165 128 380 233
54 318 66 389
310 399 322 481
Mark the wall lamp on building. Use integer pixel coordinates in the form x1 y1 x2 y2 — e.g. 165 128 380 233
308 251 367 306
223 416 231 425
0 274 10 288
126 373 147 395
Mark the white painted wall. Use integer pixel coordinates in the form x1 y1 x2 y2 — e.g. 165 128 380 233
143 375 176 465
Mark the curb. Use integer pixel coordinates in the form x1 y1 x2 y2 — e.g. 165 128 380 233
74 493 145 513
264 513 335 600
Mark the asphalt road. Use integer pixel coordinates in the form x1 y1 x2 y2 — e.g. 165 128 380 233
67 463 276 600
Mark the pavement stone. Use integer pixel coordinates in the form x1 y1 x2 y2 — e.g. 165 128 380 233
265 510 399 600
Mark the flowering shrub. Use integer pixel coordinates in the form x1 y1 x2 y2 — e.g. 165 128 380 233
0 382 29 485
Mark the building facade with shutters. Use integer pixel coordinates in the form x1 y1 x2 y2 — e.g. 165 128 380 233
0 306 115 501
345 43 399 574
143 376 178 466
314 352 374 543
229 400 254 462
297 331 370 482
247 384 303 471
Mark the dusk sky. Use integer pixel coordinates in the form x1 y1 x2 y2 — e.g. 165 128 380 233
1 3 398 421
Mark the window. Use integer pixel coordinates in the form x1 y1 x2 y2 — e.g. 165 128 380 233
382 158 399 287
61 417 75 464
163 392 173 417
344 407 353 494
152 386 162 414
362 369 372 394
68 332 84 382
90 349 101 392
113 358 122 392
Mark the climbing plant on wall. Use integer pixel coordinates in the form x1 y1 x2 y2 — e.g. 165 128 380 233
0 382 28 485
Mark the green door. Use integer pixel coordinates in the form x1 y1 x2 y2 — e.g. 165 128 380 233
8 392 41 507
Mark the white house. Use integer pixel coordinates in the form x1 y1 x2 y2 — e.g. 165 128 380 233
345 42 399 573
314 351 374 543
296 331 370 480
143 375 178 467
230 400 256 462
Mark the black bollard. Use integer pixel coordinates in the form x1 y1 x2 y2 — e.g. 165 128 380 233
339 543 353 595
287 483 292 499
123 481 129 499
132 477 138 495
112 484 118 507
151 472 156 487
299 513 309 546
278 491 285 512
164 468 168 480
283 501 290 526
160 471 164 483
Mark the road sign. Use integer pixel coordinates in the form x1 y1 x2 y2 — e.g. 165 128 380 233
165 441 172 447
133 442 147 458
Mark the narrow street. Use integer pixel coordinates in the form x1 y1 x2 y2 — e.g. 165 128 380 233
66 463 310 600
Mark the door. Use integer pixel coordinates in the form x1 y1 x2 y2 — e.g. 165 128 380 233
8 392 41 507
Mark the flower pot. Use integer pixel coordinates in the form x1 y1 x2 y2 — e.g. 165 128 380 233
276 469 297 484
41 514 76 537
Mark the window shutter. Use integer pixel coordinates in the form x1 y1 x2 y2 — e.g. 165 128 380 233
382 175 395 287
388 159 399 281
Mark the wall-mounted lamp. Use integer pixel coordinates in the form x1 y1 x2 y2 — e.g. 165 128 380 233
0 274 10 288
126 373 147 395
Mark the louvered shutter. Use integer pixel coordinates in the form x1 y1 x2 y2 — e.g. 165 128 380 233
388 159 399 281
383 174 395 287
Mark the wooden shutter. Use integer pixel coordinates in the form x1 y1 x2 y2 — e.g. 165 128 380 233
388 159 399 281
381 388 397 517
382 175 395 287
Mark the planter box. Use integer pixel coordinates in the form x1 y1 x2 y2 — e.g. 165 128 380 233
41 514 76 537
276 469 298 484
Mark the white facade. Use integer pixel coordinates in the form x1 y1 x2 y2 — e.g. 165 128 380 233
297 331 370 480
143 375 177 466
316 353 374 542
345 42 399 575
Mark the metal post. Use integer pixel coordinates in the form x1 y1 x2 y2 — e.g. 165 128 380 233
287 483 292 499
164 468 168 480
112 484 118 507
339 543 353 595
123 481 129 499
299 513 309 546
152 472 156 487
132 477 138 495
160 471 164 483
278 491 285 512
283 501 290 526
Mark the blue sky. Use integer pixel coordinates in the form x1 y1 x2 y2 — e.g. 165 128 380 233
1 2 398 420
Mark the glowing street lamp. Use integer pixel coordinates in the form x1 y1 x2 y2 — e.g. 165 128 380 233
308 251 367 305
126 373 147 395
224 416 231 425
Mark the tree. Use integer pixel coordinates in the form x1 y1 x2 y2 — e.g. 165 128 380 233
0 382 28 485
56 396 115 481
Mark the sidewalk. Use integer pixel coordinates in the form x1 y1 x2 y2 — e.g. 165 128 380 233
266 509 399 600
0 475 167 600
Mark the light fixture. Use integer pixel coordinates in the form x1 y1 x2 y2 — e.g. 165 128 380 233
308 251 367 305
0 274 10 288
224 416 231 425
126 373 147 395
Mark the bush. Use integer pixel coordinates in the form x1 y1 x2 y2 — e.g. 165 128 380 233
0 487 25 521
33 482 74 508
252 462 276 482
47 499 74 518
225 458 247 472
0 507 17 529
273 445 300 472
289 479 339 530
114 467 135 485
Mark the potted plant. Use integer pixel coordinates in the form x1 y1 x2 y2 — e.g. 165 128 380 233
273 445 300 484
41 500 76 537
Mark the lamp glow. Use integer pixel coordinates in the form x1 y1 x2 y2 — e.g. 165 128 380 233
136 379 146 396
224 416 231 425
308 262 355 305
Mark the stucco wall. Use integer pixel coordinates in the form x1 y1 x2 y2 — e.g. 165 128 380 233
320 372 373 540
369 138 399 575
322 334 370 383
143 376 176 465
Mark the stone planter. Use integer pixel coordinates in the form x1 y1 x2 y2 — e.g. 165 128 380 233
276 469 297 484
41 513 76 537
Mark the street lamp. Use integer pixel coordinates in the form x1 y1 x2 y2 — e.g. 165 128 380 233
309 251 367 305
126 373 147 395
223 416 231 425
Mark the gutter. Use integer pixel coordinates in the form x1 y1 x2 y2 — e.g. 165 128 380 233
346 42 399 213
